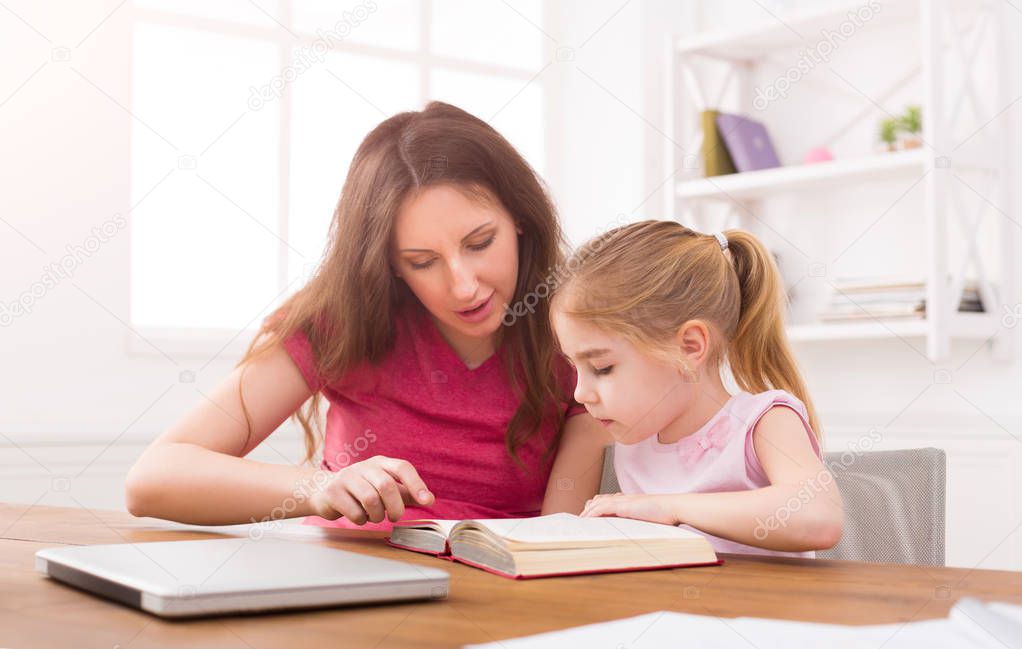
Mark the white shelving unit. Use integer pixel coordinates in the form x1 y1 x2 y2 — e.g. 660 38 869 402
664 0 1014 362
675 149 926 202
787 312 997 343
674 0 924 60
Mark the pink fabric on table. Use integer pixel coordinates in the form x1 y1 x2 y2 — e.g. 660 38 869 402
614 390 823 558
280 300 586 531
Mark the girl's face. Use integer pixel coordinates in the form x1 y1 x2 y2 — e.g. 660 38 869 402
392 184 520 345
551 309 695 445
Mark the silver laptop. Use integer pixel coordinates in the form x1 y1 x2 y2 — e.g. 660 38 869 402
35 538 449 618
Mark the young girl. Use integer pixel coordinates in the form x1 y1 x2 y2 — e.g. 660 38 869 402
125 102 608 530
550 220 843 556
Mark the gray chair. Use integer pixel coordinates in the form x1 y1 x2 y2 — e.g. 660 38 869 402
598 445 946 566
599 444 621 494
819 448 946 565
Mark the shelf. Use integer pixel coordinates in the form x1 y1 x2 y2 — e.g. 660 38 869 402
675 0 922 60
675 150 925 202
787 313 1000 343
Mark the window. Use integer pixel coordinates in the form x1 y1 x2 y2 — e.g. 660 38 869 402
129 0 547 344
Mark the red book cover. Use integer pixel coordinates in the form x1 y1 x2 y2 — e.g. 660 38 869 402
384 537 723 579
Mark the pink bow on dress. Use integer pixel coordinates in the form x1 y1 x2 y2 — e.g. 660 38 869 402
677 415 731 465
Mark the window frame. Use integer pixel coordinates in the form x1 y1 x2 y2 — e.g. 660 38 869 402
126 1 552 360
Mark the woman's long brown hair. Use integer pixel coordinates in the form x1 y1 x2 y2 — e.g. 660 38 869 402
554 220 820 437
236 102 572 466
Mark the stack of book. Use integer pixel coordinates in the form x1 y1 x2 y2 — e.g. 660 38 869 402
819 278 984 322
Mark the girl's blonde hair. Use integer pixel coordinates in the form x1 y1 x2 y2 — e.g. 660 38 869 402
553 220 820 437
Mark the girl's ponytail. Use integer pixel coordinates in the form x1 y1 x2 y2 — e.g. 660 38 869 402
725 230 820 437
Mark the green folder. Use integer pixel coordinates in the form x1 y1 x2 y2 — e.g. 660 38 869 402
701 110 737 177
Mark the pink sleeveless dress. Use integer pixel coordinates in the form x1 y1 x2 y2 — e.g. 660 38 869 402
613 390 822 558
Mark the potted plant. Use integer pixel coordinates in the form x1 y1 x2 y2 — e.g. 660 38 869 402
898 104 922 149
879 117 899 152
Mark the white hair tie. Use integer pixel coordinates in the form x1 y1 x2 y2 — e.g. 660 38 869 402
713 232 728 251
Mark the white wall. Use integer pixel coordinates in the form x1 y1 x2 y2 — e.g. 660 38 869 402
0 2 308 515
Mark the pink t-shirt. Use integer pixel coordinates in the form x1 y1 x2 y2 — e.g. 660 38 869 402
614 390 823 558
281 301 586 530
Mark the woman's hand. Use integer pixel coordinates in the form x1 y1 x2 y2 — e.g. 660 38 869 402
309 456 434 524
580 493 681 526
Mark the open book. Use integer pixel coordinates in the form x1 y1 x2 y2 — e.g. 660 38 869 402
386 513 720 579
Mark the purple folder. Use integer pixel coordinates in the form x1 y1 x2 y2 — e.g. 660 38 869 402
715 112 781 172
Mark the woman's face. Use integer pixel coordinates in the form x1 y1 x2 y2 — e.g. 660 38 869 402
392 184 520 346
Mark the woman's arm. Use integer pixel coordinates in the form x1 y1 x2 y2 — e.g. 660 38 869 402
125 343 321 524
541 413 613 515
582 406 844 552
125 343 433 526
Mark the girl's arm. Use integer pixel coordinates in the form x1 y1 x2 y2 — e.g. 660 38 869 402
125 343 433 526
541 413 613 515
582 406 844 552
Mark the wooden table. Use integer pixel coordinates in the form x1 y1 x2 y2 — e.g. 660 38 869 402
2 503 1020 648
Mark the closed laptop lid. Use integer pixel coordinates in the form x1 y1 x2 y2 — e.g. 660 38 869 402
36 538 448 600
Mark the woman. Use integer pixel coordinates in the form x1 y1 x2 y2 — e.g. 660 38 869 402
125 102 610 529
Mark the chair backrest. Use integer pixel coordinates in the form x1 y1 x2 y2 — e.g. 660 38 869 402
819 448 946 565
599 445 620 495
597 446 946 565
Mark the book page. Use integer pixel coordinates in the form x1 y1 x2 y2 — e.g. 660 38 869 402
465 610 990 649
461 513 702 544
393 519 461 537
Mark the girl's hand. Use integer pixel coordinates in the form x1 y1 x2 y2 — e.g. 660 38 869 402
309 456 434 525
580 493 680 526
